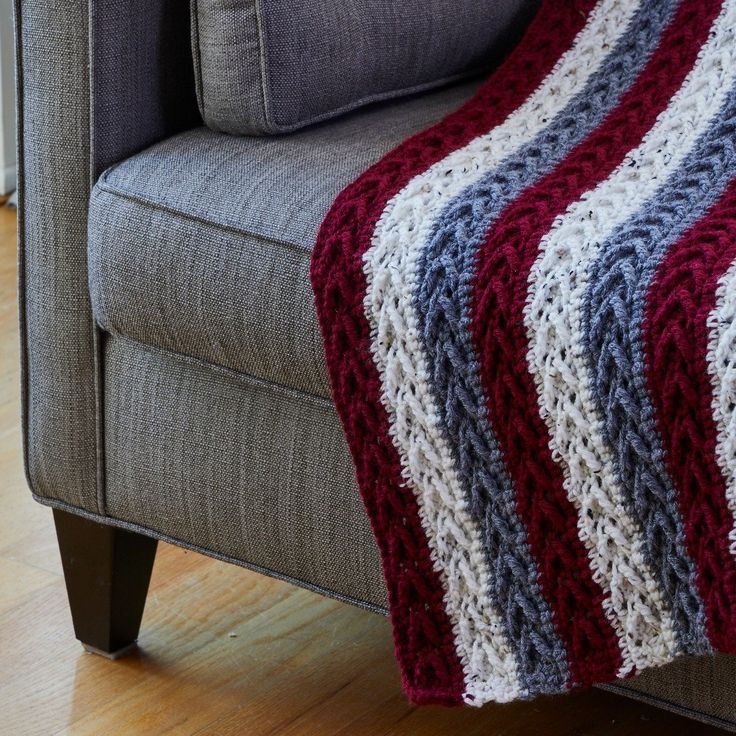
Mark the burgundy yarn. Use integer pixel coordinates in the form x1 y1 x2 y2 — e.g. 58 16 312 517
644 178 736 653
311 0 595 704
469 0 721 686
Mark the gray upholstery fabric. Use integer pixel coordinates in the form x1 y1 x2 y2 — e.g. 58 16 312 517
191 0 538 135
102 335 387 610
16 0 98 511
604 656 736 732
15 0 198 511
90 0 201 178
88 80 480 397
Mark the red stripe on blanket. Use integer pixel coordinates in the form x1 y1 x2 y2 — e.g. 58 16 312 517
643 178 736 652
311 0 595 704
471 0 719 686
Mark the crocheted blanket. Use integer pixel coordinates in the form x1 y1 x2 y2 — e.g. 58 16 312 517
310 0 736 706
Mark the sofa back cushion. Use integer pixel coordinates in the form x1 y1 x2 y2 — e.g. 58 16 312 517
191 0 538 135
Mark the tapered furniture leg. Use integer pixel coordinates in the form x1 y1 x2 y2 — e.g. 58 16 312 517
53 509 158 658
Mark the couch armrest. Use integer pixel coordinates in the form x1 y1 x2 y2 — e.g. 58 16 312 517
15 0 200 512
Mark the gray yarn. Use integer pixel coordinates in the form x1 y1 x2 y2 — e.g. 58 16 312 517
413 0 678 692
582 82 736 656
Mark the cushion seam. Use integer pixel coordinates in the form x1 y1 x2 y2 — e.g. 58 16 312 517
267 69 486 134
105 330 334 406
88 0 106 515
253 0 274 134
95 176 313 256
190 0 207 123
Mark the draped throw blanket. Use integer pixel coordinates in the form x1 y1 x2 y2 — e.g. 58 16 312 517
310 0 736 705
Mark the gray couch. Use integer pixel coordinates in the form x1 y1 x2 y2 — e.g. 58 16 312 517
14 1 736 731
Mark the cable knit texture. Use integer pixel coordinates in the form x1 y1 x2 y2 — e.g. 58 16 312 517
310 0 736 705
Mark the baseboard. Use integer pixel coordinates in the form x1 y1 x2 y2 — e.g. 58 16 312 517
1 164 16 196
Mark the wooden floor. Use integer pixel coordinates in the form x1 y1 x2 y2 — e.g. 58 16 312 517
0 205 727 735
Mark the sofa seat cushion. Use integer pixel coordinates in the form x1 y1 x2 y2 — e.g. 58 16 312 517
88 80 479 397
191 0 536 135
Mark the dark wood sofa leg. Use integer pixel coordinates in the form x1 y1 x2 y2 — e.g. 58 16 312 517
53 509 158 659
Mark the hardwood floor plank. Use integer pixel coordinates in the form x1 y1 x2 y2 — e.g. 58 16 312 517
0 555 57 615
0 207 729 735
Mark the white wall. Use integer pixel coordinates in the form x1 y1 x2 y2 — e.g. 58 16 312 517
0 0 16 195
